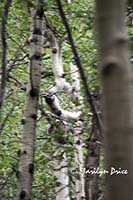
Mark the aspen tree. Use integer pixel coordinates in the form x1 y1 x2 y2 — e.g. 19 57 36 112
95 0 133 199
17 5 44 200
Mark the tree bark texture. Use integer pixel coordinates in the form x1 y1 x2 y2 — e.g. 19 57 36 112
16 7 44 200
52 122 70 200
85 124 100 200
44 34 71 200
44 33 86 199
70 63 85 200
56 0 103 135
95 0 133 199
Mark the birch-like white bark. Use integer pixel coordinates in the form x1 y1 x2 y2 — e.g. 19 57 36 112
66 0 71 3
45 35 85 199
45 92 81 120
49 33 72 94
45 34 81 121
45 35 71 200
17 8 44 200
53 147 70 200
70 63 85 200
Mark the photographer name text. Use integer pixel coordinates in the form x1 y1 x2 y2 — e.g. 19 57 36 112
79 167 128 176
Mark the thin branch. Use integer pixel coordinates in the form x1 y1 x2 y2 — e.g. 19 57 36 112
56 0 103 137
0 100 17 134
8 74 24 87
7 34 28 54
0 0 12 111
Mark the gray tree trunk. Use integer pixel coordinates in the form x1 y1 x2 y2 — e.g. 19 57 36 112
85 124 100 200
95 0 133 199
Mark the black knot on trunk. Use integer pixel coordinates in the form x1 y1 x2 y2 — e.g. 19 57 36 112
55 181 62 187
43 92 54 105
30 113 37 120
29 163 34 174
36 7 44 18
19 190 26 199
21 118 27 125
30 88 39 97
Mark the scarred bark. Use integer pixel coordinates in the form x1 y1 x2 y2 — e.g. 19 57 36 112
70 63 85 200
44 34 81 121
16 7 44 200
44 35 71 200
44 35 85 199
56 0 103 136
52 121 70 200
48 32 72 94
53 148 70 200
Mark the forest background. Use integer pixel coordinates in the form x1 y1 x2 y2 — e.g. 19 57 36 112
0 0 133 200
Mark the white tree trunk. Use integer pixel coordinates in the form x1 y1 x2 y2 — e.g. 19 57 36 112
53 139 70 200
49 33 72 94
17 7 44 200
70 63 85 200
45 34 71 200
45 34 85 200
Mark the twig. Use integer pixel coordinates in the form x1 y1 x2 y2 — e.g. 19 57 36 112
0 101 17 134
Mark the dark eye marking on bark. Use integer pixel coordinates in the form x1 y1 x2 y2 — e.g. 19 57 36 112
55 181 62 187
19 190 26 199
30 52 42 59
28 36 38 43
33 28 42 35
30 113 37 120
29 163 34 174
116 34 128 45
30 88 39 97
101 62 117 77
17 150 21 156
90 151 97 157
36 7 44 18
21 118 27 125
52 47 57 54
23 150 27 155
76 140 81 145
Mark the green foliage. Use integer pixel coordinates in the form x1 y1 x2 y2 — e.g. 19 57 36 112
1 0 131 199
